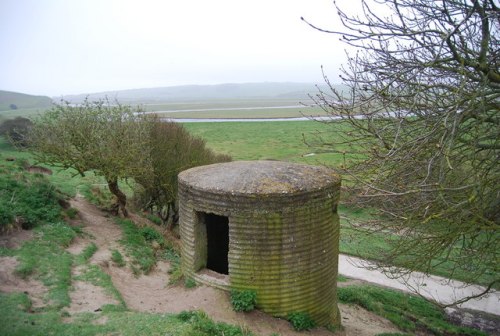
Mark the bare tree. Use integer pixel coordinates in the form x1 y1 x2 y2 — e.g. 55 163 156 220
303 0 499 303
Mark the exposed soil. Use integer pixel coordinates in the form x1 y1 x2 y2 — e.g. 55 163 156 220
0 195 405 336
0 256 47 310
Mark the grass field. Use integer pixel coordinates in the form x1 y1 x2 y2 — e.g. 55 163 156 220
0 138 111 198
0 136 488 335
184 120 347 167
1 101 496 289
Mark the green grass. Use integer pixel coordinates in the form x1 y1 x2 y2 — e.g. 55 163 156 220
0 292 253 336
0 107 49 123
338 285 486 336
8 221 77 309
76 242 98 264
184 120 349 167
111 249 126 267
163 245 183 285
115 219 162 275
0 166 63 231
74 264 127 309
0 137 109 198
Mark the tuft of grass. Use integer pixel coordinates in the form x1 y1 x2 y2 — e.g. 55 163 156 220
338 285 486 336
140 226 165 245
164 247 182 285
176 310 254 336
76 242 97 264
74 264 126 310
65 207 78 219
110 249 126 267
146 213 162 225
115 219 159 274
184 277 197 288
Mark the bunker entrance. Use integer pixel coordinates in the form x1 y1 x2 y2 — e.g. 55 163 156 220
202 212 229 275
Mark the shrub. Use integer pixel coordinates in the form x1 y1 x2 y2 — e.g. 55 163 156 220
230 289 257 312
287 312 316 331
0 117 32 147
132 118 231 229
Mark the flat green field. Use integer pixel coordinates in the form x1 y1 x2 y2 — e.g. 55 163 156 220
183 120 345 167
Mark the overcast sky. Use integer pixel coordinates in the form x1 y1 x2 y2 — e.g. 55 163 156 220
0 0 351 96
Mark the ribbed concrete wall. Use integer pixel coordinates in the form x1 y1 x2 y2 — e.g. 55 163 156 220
178 160 341 326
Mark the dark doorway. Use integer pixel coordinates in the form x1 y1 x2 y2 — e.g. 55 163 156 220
203 213 229 275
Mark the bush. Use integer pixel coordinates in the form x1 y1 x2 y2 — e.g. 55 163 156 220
0 117 32 147
287 312 316 331
132 118 231 228
230 289 257 312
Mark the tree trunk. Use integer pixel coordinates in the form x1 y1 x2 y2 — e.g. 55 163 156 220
107 178 128 217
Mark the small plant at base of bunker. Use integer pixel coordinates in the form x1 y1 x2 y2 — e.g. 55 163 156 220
230 289 257 312
287 312 316 331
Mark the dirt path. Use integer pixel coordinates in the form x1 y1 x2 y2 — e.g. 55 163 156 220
65 195 402 336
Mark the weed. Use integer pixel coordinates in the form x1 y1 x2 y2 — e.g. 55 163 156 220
287 312 316 331
185 277 197 288
230 289 257 312
110 249 126 267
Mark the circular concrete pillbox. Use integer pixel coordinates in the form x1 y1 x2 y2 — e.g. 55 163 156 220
178 160 341 326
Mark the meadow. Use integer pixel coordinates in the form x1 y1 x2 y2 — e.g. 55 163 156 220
1 97 496 288
184 120 345 166
0 137 487 336
0 98 494 334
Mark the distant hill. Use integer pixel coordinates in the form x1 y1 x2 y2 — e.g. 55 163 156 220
60 82 344 103
0 90 53 111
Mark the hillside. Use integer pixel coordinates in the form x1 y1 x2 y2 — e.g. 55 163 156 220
0 90 53 111
60 82 342 103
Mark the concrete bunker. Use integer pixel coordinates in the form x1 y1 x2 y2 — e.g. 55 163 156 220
178 160 341 326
